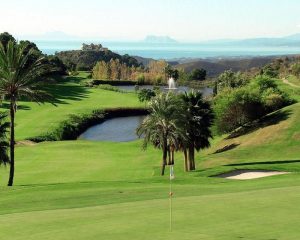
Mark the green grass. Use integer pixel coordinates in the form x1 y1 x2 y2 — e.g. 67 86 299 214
287 75 300 87
9 79 142 140
277 76 300 102
1 73 300 239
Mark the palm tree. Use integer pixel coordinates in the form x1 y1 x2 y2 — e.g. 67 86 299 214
137 92 186 175
0 40 54 186
181 91 214 171
0 113 9 166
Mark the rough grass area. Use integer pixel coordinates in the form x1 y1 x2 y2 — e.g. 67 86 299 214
286 75 300 87
199 103 300 176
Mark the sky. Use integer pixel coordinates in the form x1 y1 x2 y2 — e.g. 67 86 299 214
1 0 300 42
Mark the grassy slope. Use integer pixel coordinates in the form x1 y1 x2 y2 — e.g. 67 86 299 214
199 102 300 174
1 74 300 239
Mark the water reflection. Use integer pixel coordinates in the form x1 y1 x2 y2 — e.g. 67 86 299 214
117 85 213 97
79 115 146 142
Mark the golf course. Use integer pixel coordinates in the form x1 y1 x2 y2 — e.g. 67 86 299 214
0 71 299 240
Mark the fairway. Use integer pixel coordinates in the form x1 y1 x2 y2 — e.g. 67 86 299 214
0 74 300 239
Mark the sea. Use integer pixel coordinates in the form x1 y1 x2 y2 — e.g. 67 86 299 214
35 40 300 60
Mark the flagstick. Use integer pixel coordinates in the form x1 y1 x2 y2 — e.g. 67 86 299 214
169 165 172 232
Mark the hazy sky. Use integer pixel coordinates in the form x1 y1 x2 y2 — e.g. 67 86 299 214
1 0 300 41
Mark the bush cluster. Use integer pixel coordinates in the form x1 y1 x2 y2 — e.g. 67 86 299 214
214 75 294 133
96 84 125 93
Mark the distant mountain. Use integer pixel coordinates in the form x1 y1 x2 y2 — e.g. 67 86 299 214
133 55 179 67
284 33 300 40
133 56 155 66
198 33 300 47
142 35 177 43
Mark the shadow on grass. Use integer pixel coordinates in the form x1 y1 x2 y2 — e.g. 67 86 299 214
213 143 240 154
58 76 87 84
226 109 292 139
17 180 148 188
47 84 90 104
226 159 300 166
0 75 92 108
14 83 91 105
0 103 31 111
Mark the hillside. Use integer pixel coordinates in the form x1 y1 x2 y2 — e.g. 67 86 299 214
176 56 278 77
55 45 141 71
200 102 300 173
199 79 300 175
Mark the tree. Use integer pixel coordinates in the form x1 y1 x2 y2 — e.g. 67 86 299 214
92 61 111 80
110 59 121 80
215 70 248 94
137 93 186 175
0 113 9 166
164 65 179 80
180 91 214 171
0 41 55 186
0 32 16 49
137 89 156 104
291 62 300 77
171 69 179 80
190 68 206 81
214 87 264 133
261 64 279 78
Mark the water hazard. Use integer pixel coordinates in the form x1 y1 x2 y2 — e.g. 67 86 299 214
79 115 146 142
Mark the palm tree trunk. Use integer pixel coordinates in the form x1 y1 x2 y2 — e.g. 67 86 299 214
167 147 171 165
171 150 174 165
161 146 167 176
188 146 195 171
8 98 15 186
183 149 188 171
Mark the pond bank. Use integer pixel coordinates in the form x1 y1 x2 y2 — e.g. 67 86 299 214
28 108 148 143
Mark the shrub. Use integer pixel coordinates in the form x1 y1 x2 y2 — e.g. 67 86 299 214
251 75 277 91
97 84 124 93
155 75 163 85
137 74 145 85
213 75 293 134
261 64 279 78
291 62 300 77
263 92 285 111
214 87 264 133
190 68 206 81
137 89 156 103
134 85 140 92
153 86 161 94
215 70 249 94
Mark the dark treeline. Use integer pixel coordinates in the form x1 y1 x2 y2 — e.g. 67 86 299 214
55 44 141 71
0 32 67 76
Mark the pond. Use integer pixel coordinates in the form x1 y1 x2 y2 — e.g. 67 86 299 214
79 115 146 142
117 85 213 97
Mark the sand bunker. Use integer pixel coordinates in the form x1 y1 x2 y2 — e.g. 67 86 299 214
216 169 289 180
